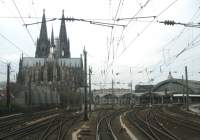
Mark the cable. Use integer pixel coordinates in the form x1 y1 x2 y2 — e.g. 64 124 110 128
112 0 152 64
11 0 35 46
103 0 125 83
116 16 156 21
159 4 200 52
104 0 152 81
0 16 126 21
24 17 126 28
113 0 180 72
164 30 200 67
0 32 30 56
116 0 178 65
24 18 57 26
104 0 179 84
108 0 124 62
147 6 200 78
122 0 178 55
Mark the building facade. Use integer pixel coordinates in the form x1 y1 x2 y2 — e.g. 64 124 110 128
16 10 83 107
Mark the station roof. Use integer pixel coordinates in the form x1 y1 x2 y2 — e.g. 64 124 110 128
173 94 200 97
153 78 200 94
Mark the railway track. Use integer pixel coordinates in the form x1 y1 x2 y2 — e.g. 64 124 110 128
127 108 180 140
127 106 200 140
0 108 61 133
164 105 200 119
96 110 118 140
145 110 180 140
0 113 60 140
153 107 200 140
38 112 82 140
0 108 83 140
159 107 200 132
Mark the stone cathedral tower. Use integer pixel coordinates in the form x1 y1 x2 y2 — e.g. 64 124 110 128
58 10 70 58
35 10 50 58
35 9 70 58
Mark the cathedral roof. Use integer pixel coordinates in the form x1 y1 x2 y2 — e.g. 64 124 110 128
22 57 82 68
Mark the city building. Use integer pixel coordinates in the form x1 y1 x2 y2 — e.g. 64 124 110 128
16 10 83 107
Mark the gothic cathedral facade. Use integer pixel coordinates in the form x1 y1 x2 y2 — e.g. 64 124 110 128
16 10 83 107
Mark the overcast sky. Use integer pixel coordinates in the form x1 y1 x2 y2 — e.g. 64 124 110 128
0 0 200 89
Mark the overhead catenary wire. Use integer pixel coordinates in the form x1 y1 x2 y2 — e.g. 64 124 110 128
116 16 156 21
103 0 152 83
0 57 18 71
166 32 200 66
159 23 200 68
145 6 200 78
175 32 200 58
107 0 124 62
104 1 200 86
0 32 30 56
149 49 200 85
158 20 200 28
158 6 200 53
101 0 125 85
111 0 152 64
24 17 125 28
104 0 179 78
11 0 35 46
1 1 200 87
104 1 179 87
114 0 152 52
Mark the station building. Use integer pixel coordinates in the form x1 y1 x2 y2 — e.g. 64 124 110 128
94 72 200 106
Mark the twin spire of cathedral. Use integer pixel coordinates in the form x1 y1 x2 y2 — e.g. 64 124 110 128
35 9 70 58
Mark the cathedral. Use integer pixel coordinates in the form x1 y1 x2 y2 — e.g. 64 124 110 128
16 10 83 107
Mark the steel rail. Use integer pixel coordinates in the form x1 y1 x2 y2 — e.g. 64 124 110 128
96 111 118 140
126 108 180 140
145 110 178 140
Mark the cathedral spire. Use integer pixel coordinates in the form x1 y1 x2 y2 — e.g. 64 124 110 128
39 9 48 41
59 10 70 58
17 53 24 84
51 26 55 46
59 10 67 41
35 9 50 58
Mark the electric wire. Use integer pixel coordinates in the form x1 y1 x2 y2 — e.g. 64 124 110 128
159 6 200 57
108 0 124 62
105 0 178 78
104 0 125 86
0 32 30 56
11 0 35 46
132 7 200 85
144 6 200 82
103 0 180 87
104 0 152 83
